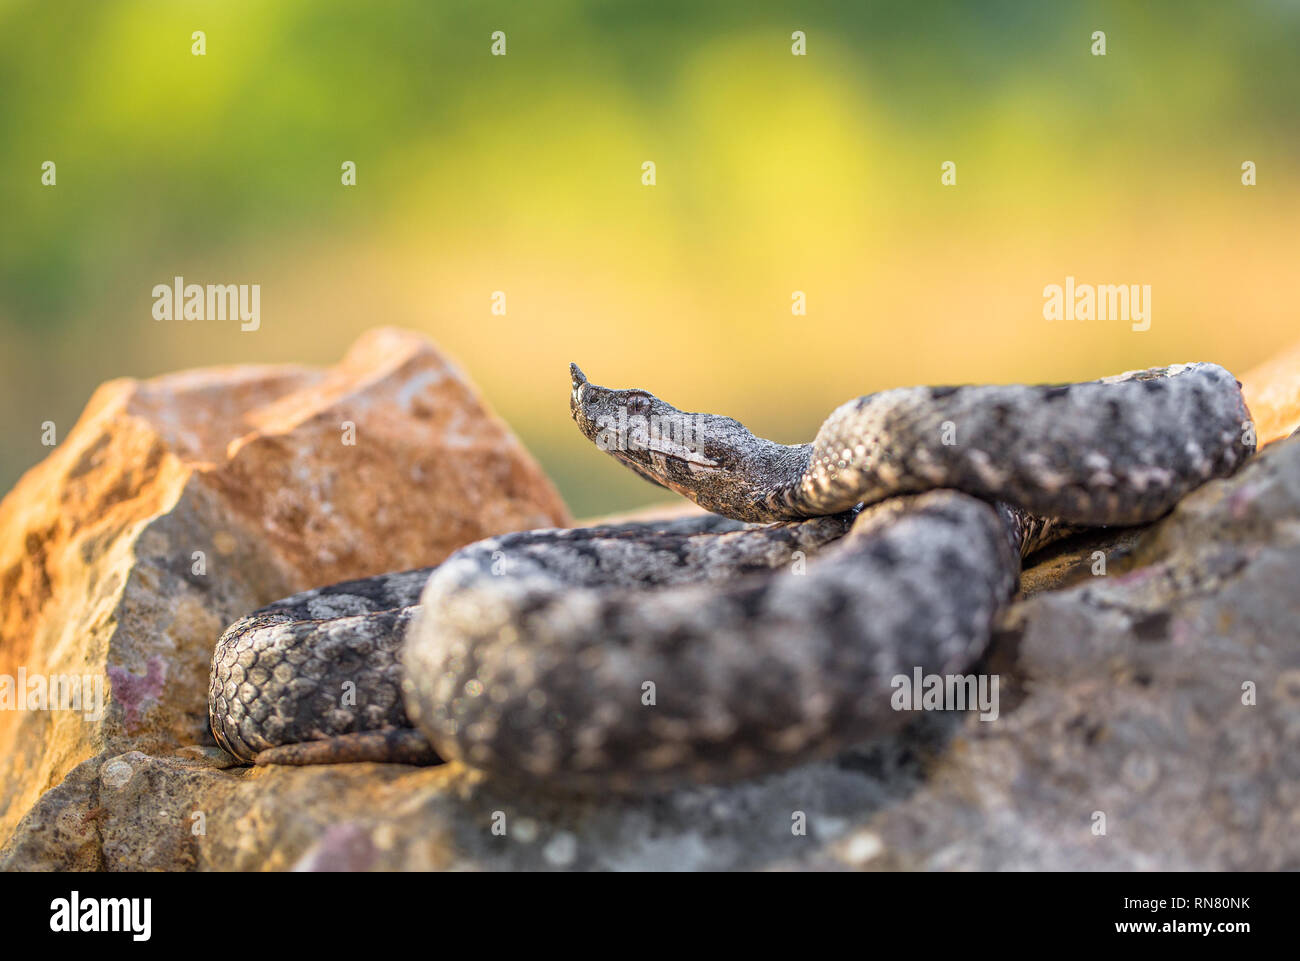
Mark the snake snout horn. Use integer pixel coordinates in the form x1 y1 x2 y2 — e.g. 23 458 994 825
569 363 588 389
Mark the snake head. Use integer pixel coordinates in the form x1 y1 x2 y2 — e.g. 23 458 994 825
568 364 809 521
570 364 721 480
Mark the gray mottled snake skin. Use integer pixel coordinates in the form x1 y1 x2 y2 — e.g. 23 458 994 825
209 362 1253 790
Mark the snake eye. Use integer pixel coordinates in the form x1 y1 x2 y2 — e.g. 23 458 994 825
624 392 652 416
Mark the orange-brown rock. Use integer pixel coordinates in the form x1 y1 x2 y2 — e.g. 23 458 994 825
0 328 569 847
1241 338 1300 446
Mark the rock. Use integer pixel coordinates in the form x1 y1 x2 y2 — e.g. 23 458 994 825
0 328 569 850
856 433 1300 870
4 347 1298 872
1241 338 1300 446
578 500 708 527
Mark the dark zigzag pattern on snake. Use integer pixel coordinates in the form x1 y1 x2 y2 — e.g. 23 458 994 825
209 361 1253 791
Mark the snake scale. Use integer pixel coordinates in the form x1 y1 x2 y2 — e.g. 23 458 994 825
209 361 1253 791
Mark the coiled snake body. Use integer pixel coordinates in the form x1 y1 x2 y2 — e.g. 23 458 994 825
209 362 1253 790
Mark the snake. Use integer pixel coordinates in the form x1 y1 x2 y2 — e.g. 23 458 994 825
208 361 1254 791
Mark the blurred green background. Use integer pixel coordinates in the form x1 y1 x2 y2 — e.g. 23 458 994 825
2 0 1297 516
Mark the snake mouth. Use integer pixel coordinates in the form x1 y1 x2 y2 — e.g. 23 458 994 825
643 440 719 471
